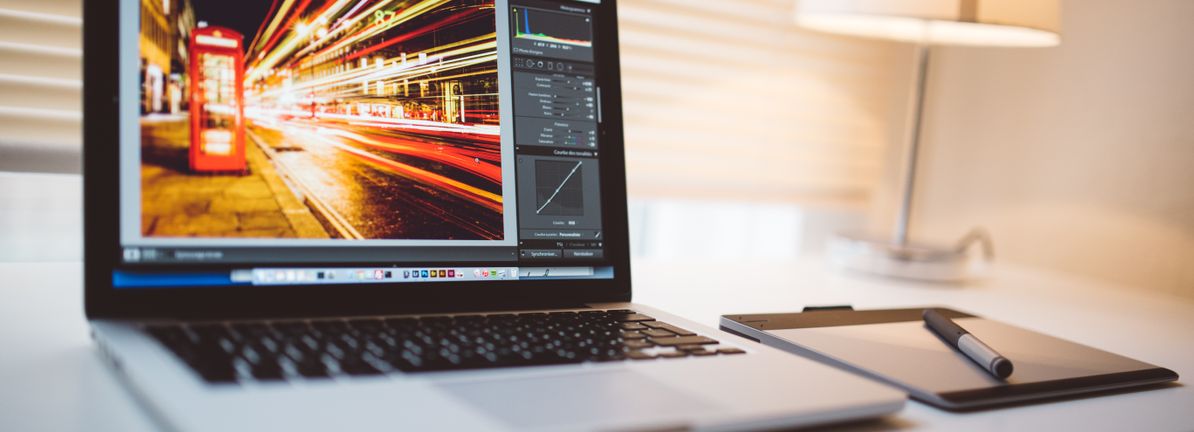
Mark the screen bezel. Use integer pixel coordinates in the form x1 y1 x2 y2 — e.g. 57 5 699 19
84 0 632 320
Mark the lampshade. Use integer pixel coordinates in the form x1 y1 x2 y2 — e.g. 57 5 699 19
795 0 1061 47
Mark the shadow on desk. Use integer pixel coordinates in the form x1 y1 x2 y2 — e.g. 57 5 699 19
788 382 1185 431
793 416 919 432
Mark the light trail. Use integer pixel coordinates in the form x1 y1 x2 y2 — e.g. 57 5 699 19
341 8 484 62
300 0 452 65
247 39 496 101
316 124 501 182
233 0 504 239
249 0 296 61
247 0 284 54
249 0 457 83
249 0 392 82
253 0 311 67
245 107 499 137
307 131 503 213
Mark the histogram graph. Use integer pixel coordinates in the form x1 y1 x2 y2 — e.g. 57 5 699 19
512 6 593 47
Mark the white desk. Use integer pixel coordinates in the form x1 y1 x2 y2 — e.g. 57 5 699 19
2 260 1191 431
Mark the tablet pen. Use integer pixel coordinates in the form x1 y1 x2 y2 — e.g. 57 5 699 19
923 309 1014 379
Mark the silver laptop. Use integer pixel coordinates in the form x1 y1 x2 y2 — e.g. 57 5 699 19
81 0 904 430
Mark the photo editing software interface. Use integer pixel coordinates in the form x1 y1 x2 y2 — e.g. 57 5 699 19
115 0 612 288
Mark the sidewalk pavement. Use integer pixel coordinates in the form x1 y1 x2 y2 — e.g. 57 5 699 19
139 117 330 238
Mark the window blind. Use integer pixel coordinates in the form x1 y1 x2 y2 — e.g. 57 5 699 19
0 0 81 173
0 0 905 204
618 0 904 204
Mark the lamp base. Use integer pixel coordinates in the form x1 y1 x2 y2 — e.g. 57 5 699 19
828 232 990 282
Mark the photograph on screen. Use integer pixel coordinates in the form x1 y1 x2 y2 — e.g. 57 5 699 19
136 0 502 241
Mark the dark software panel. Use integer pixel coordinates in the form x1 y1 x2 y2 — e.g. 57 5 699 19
116 0 611 288
510 0 604 263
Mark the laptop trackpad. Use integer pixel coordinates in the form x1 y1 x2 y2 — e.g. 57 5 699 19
438 369 718 429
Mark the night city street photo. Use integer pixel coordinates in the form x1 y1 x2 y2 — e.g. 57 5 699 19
138 0 503 241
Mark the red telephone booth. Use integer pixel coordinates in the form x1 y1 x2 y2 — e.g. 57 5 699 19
188 26 245 172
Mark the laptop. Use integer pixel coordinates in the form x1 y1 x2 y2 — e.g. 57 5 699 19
82 0 904 430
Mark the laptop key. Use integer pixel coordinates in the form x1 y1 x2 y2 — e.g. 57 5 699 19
659 351 688 359
619 322 648 331
296 361 330 378
640 329 675 338
250 361 285 381
623 340 653 350
649 336 718 347
338 359 383 376
614 313 655 323
648 323 696 336
198 367 238 383
627 351 656 360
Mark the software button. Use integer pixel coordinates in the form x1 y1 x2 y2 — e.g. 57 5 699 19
520 249 563 259
563 249 603 259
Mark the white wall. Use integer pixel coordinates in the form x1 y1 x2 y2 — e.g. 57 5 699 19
0 173 82 262
906 0 1194 297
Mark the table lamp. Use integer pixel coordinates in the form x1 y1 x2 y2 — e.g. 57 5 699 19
794 0 1061 281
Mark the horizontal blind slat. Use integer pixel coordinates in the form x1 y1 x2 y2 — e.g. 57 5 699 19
0 0 80 19
0 114 81 148
0 44 81 81
0 80 81 112
0 13 82 52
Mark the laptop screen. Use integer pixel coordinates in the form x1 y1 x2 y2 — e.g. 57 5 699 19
116 0 611 288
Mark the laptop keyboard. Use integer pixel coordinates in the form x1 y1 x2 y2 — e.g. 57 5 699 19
145 309 745 383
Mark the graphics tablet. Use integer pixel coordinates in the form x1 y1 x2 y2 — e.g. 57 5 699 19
720 307 1179 410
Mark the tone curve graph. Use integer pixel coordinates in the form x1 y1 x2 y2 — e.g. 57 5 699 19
535 160 584 216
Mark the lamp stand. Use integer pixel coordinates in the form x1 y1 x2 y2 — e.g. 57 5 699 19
829 44 993 282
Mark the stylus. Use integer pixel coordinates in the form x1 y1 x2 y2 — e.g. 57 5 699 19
923 308 1014 379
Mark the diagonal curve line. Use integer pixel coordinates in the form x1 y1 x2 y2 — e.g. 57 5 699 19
536 160 582 214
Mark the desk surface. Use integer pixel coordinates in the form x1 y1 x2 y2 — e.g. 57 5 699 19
2 260 1191 431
